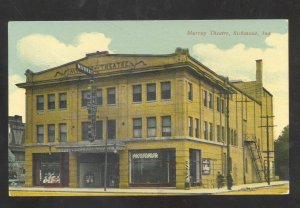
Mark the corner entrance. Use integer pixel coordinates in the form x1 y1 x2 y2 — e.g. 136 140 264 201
78 153 119 188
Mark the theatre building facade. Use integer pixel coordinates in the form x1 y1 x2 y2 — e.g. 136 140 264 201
17 48 275 189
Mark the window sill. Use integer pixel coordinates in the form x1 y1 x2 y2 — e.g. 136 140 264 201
146 100 156 103
132 101 142 104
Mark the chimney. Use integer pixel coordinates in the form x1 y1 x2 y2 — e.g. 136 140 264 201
255 59 263 101
256 59 263 85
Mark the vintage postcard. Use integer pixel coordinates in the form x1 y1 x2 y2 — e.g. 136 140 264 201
8 20 289 196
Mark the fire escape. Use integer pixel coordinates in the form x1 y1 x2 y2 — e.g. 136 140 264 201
244 134 267 182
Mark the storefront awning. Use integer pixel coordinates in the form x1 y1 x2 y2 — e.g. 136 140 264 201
55 141 126 153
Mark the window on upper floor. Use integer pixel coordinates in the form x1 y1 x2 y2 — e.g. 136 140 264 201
37 125 44 143
147 117 156 137
82 121 103 141
222 126 225 143
161 82 171 100
188 117 193 137
204 121 208 140
209 123 214 141
188 83 193 101
147 83 156 101
162 116 171 137
209 93 213 109
37 95 44 111
221 99 225 113
217 97 220 112
59 93 67 109
107 119 116 139
82 91 90 107
195 118 200 138
217 125 221 142
133 85 142 102
133 118 142 138
203 90 207 107
48 124 55 143
96 89 103 105
107 87 116 104
59 123 67 142
48 94 55 110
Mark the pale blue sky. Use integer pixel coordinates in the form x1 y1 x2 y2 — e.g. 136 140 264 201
8 20 288 138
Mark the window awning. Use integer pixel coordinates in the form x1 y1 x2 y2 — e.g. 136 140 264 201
55 141 126 153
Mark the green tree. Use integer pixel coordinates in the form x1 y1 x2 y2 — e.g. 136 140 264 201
274 125 289 180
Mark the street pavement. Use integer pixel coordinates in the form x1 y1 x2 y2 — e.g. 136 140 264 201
9 181 289 196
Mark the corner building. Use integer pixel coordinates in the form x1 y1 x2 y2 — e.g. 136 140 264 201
17 48 275 189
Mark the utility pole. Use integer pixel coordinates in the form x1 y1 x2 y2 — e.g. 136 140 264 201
236 97 251 184
260 115 275 185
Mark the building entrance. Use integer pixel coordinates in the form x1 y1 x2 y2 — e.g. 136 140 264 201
78 153 119 188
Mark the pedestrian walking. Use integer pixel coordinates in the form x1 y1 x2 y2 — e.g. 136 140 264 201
227 172 233 190
217 171 224 189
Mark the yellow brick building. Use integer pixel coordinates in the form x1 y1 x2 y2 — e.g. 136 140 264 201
17 48 274 189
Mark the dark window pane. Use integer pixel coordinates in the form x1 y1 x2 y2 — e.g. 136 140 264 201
48 124 55 143
96 89 102 105
147 117 156 137
96 121 103 139
37 95 44 111
82 122 89 141
133 118 142 138
133 85 142 102
162 116 171 136
188 83 193 100
82 91 90 107
59 93 67 109
107 120 116 139
59 124 67 142
147 83 156 101
37 125 44 143
161 82 171 100
107 88 116 104
48 94 55 110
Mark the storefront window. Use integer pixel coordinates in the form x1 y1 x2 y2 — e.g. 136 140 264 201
129 149 176 186
33 153 68 186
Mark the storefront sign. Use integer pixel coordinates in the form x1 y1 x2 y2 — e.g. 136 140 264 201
202 159 211 175
132 152 159 159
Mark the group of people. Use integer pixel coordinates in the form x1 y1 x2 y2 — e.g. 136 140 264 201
217 171 233 190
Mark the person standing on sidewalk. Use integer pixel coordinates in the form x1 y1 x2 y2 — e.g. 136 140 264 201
227 172 233 190
217 172 224 189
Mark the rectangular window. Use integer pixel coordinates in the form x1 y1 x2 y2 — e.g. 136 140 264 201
48 94 55 110
188 83 193 101
147 117 156 137
107 119 116 139
96 89 103 105
37 95 44 111
222 126 225 143
234 130 237 146
133 85 142 102
217 97 220 112
59 124 67 142
188 117 193 137
82 122 89 141
161 82 171 100
147 83 156 101
204 121 208 140
133 118 142 138
221 99 225 113
209 123 214 141
96 121 103 139
129 149 176 186
107 87 116 104
203 90 207 107
37 125 44 143
48 124 55 143
59 93 67 109
82 91 90 107
162 116 171 136
209 93 213 109
190 149 201 186
195 118 199 138
217 125 221 142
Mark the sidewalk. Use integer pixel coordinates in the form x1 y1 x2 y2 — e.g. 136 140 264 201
9 181 289 195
